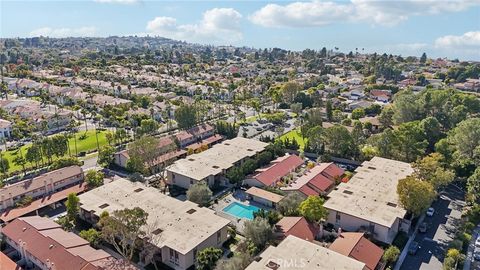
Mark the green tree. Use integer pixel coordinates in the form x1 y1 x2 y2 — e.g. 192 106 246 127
138 118 159 136
448 118 480 161
383 246 400 265
79 228 101 248
392 90 423 124
99 207 148 260
226 167 245 185
467 168 480 204
243 217 272 249
196 247 223 270
324 125 356 158
277 192 304 216
378 106 394 128
13 155 27 174
0 154 9 175
26 143 42 168
326 100 333 122
413 153 455 191
85 170 104 188
186 183 212 206
175 104 197 130
419 117 442 151
282 82 301 104
98 145 115 167
65 193 80 228
394 121 428 162
298 196 328 223
420 52 427 64
397 176 436 217
351 108 366 120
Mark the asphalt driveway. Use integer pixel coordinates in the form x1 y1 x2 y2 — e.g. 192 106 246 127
401 185 465 270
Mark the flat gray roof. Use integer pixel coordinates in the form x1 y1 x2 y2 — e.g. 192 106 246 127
167 137 268 181
78 178 230 255
323 157 413 228
245 235 365 270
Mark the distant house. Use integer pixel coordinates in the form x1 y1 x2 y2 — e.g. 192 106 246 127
347 100 374 111
274 216 318 241
329 232 385 270
359 116 382 131
245 187 284 208
175 124 215 148
0 166 84 211
281 162 344 197
243 154 304 187
0 119 12 139
323 157 414 244
369 89 392 102
113 136 186 173
245 235 366 270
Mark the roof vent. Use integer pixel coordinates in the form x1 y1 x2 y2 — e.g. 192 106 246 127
22 227 27 232
343 190 353 195
49 244 54 249
212 165 219 169
266 261 280 270
99 203 109 209
187 209 197 214
387 202 397 207
152 228 163 235
134 188 143 193
188 158 195 161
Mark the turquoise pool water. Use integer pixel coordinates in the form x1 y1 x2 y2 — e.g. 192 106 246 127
222 202 261 220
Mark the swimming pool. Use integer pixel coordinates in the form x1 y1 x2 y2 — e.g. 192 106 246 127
222 202 261 220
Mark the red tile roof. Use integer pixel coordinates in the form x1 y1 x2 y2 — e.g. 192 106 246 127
0 183 88 223
329 232 384 270
308 173 335 192
315 162 344 180
275 217 317 241
0 252 22 270
298 185 319 196
253 155 304 186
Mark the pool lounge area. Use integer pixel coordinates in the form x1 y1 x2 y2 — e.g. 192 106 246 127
222 201 261 220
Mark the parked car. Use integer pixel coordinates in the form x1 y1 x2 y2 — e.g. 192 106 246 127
474 247 480 261
419 222 428 233
426 207 435 217
408 241 419 255
475 235 480 248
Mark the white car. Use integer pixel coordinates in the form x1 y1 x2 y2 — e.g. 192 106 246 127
474 247 480 261
426 207 435 217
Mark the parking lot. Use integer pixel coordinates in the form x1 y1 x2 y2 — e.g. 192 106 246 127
401 185 465 270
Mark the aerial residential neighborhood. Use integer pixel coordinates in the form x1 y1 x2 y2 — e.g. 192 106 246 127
0 1 479 270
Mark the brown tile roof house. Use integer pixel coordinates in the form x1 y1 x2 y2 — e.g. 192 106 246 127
274 216 317 241
281 163 344 196
0 251 22 270
1 216 136 270
244 154 304 187
0 166 84 211
329 232 385 270
245 187 284 208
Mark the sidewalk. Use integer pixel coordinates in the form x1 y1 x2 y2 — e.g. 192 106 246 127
394 214 425 270
464 226 480 270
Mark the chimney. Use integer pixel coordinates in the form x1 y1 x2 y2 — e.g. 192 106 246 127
9 192 13 207
44 180 48 194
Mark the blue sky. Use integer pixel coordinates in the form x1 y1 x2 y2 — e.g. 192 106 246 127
1 0 479 60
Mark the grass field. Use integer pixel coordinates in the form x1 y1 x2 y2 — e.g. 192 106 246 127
278 128 306 150
1 130 109 173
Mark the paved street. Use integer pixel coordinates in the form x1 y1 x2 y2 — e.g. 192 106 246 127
401 185 465 270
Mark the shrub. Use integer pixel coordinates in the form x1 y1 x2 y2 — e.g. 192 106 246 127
383 246 400 265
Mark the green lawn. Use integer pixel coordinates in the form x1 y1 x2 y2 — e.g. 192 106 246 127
278 128 307 150
1 130 109 174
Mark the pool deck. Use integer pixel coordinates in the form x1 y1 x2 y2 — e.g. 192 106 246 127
211 189 272 234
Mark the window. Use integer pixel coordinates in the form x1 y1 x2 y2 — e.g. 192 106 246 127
170 248 179 265
336 212 341 222
193 248 197 261
369 222 375 233
217 231 222 243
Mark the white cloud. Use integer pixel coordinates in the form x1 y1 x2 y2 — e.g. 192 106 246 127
146 8 243 44
435 31 480 48
94 0 139 4
250 0 479 27
30 26 97 37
